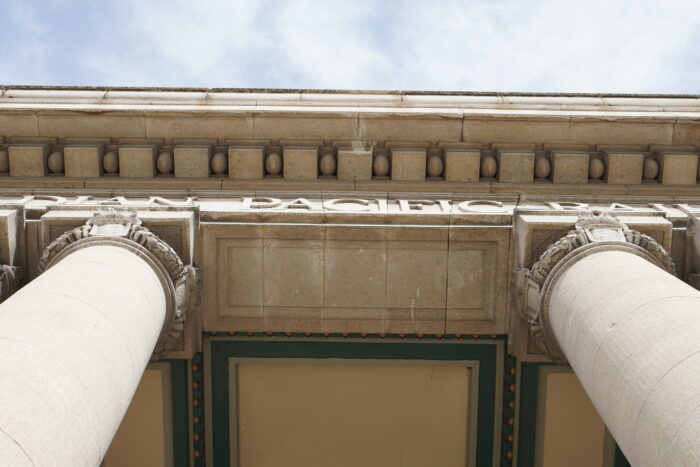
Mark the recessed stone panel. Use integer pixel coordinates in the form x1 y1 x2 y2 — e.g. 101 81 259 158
321 307 386 334
387 247 447 308
324 244 386 308
262 239 324 307
264 307 322 332
226 240 263 308
385 308 446 334
204 220 509 334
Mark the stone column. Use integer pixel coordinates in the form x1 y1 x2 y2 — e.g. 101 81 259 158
521 212 700 466
0 212 196 466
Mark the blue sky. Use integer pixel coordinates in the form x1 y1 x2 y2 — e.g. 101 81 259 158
1 0 699 93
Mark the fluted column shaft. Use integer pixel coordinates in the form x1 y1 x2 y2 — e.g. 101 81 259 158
0 244 167 466
549 250 700 467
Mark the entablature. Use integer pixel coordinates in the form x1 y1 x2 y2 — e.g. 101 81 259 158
0 192 698 364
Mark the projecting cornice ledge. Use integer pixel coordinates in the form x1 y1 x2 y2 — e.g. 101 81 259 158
515 211 675 364
37 210 199 359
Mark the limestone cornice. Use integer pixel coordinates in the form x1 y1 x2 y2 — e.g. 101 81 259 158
37 210 198 359
2 89 700 189
517 211 676 364
2 88 700 120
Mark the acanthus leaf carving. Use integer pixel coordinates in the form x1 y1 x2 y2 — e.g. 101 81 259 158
519 210 675 364
38 209 199 359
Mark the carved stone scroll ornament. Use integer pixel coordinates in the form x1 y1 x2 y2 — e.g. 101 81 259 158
517 211 676 364
37 210 198 359
0 264 19 304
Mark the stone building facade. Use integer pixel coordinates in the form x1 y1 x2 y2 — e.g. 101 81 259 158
2 88 700 466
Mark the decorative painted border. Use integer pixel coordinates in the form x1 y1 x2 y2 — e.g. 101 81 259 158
501 353 517 464
190 353 205 466
516 362 631 467
164 359 190 467
203 330 503 340
205 336 503 467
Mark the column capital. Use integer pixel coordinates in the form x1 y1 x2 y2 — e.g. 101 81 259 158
37 209 198 358
0 264 19 303
516 210 675 363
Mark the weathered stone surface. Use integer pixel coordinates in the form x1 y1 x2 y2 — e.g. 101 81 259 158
9 145 47 177
659 153 698 185
604 152 643 185
174 146 210 179
119 146 156 178
497 151 534 184
64 145 103 178
391 149 425 181
444 150 480 182
337 149 372 181
229 146 264 180
283 148 318 180
552 152 588 184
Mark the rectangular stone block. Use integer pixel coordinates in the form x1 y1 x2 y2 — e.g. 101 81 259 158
659 153 698 185
337 149 372 181
604 152 643 185
119 146 156 178
174 146 210 179
445 150 480 182
387 247 447 308
9 145 47 177
391 149 425 181
64 145 103 178
227 243 263 307
446 249 485 309
263 241 324 307
552 152 589 184
229 147 264 180
324 246 386 308
497 151 534 184
283 148 318 180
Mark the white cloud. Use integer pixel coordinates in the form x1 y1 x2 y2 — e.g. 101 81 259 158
268 0 392 89
8 0 700 92
384 0 700 92
0 2 50 84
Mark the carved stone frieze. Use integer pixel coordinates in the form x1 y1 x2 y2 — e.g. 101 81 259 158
38 210 199 358
518 211 676 363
